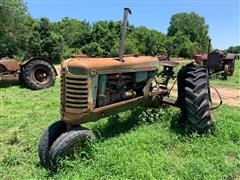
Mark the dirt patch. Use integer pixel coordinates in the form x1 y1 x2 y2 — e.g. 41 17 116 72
55 65 61 76
169 85 240 107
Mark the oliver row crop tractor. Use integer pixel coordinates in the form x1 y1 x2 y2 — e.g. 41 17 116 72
0 57 57 90
38 8 215 169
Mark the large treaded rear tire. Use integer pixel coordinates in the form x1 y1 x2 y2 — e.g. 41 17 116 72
49 127 96 170
177 63 212 133
22 59 56 90
38 121 66 168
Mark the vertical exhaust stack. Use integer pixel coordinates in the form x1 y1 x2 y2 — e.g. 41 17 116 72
119 8 132 62
208 39 211 54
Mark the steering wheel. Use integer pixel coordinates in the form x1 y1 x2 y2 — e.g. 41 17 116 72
154 43 171 61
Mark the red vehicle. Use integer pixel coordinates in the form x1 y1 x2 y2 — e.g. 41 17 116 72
194 40 236 79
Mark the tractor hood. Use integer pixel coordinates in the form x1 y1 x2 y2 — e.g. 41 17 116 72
61 56 159 75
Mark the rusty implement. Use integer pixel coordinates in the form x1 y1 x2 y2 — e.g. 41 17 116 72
0 57 57 89
0 58 20 85
0 58 20 72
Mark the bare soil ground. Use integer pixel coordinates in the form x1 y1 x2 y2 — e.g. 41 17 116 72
55 65 61 75
170 85 240 107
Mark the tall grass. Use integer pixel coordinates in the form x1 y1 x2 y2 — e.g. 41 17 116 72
0 80 240 179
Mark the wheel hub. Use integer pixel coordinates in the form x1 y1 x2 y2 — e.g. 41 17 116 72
33 67 49 83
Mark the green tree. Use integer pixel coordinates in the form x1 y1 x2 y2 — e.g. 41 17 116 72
54 17 91 48
226 46 240 54
166 32 197 58
26 18 64 63
81 42 104 57
0 0 29 58
91 21 121 57
167 12 209 56
128 26 165 55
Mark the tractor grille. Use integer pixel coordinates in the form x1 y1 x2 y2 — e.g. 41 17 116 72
61 73 89 113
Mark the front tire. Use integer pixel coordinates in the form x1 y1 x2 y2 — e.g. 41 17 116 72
177 64 212 133
49 127 96 169
22 59 56 90
38 121 66 168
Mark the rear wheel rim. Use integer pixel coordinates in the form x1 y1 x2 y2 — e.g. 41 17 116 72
33 66 50 84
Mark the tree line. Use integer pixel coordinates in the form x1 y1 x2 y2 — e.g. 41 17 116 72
0 0 239 63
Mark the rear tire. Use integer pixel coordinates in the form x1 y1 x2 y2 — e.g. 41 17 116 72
22 59 56 90
38 121 66 168
49 127 96 169
223 64 229 79
177 63 212 133
229 60 235 76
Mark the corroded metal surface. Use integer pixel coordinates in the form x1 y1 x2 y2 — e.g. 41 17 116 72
0 74 20 84
223 53 236 61
62 96 147 124
60 55 171 125
0 58 20 85
63 56 159 75
194 51 236 77
159 60 179 67
0 58 20 72
119 8 132 62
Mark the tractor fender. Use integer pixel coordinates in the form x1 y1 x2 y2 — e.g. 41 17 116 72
21 57 57 76
225 53 236 60
222 53 236 65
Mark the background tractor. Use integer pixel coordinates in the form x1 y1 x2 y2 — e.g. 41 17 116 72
38 8 214 169
194 39 236 79
0 57 57 90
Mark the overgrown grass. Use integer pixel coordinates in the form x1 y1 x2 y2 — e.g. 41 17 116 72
0 81 240 179
209 60 240 89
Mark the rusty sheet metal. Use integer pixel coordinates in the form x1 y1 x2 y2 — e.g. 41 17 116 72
222 53 236 61
0 74 20 84
60 56 166 125
0 58 20 72
61 85 170 125
159 61 179 67
61 96 148 124
62 56 159 75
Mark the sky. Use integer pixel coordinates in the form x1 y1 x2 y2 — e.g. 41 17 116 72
25 0 239 50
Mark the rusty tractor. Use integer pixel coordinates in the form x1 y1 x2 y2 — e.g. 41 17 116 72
194 39 236 79
38 8 214 169
0 57 57 90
